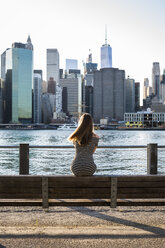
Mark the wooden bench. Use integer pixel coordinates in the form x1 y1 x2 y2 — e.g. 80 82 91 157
0 175 165 208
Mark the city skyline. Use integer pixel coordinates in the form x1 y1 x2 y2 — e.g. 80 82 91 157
0 0 165 89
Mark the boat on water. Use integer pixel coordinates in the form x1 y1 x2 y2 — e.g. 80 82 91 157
57 123 77 131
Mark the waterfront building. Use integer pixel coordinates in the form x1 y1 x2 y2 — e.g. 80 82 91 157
93 68 125 123
124 111 165 128
66 59 78 70
60 75 82 118
152 62 160 98
100 29 112 68
135 82 140 112
125 77 135 113
47 49 62 113
33 73 42 123
2 37 33 123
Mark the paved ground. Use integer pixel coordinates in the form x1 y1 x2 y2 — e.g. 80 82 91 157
0 206 164 247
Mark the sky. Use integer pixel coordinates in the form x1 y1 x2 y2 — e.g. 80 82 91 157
0 0 165 100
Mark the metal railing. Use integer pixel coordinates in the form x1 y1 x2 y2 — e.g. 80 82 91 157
0 143 159 175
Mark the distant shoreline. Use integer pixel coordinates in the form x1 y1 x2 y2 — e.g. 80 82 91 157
0 127 165 131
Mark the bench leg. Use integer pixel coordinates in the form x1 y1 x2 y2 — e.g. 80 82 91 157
111 177 117 208
42 177 49 208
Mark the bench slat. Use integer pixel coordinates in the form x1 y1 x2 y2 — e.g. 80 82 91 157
0 175 165 207
118 176 165 182
118 193 165 198
118 188 165 193
118 182 165 187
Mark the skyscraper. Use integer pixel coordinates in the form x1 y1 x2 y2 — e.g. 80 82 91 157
60 75 82 118
47 49 59 83
46 49 62 113
3 37 33 123
1 50 7 80
0 78 4 123
33 72 42 123
160 70 165 103
152 62 160 98
125 77 135 113
93 68 125 123
143 78 149 99
84 52 97 116
135 82 140 112
100 28 112 68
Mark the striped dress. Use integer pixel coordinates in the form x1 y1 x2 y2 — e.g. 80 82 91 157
71 136 99 176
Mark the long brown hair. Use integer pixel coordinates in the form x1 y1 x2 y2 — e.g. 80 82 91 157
68 113 94 146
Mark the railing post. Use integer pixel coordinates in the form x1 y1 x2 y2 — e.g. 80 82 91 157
147 143 157 174
19 143 29 175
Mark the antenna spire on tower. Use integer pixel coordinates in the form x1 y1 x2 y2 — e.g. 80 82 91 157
105 24 107 45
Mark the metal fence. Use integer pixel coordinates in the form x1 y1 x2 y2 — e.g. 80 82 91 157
0 143 162 175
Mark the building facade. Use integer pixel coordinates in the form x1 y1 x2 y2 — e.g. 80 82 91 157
47 49 59 83
152 62 160 98
160 70 165 103
125 77 135 113
2 37 33 124
124 111 165 128
33 73 42 123
42 93 56 124
47 77 56 94
84 53 97 116
0 78 4 123
143 78 149 99
135 82 140 112
60 76 82 118
47 49 62 113
101 44 112 69
93 68 125 123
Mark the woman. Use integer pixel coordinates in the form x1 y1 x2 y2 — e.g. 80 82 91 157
68 113 99 176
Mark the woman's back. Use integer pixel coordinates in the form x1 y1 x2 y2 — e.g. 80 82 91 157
68 113 99 176
74 135 99 157
71 135 99 176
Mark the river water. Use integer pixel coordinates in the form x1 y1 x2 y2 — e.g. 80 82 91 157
0 129 165 175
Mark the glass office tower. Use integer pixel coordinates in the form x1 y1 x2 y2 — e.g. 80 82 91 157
100 28 112 68
4 39 33 123
101 44 112 68
12 46 33 123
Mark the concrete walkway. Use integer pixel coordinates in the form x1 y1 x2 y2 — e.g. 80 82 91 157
0 206 164 247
